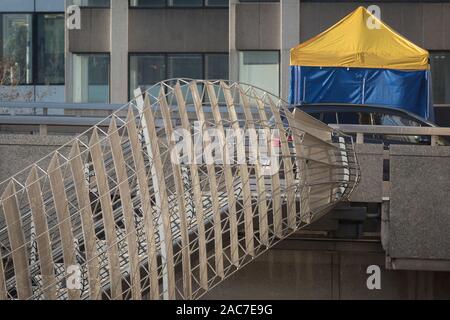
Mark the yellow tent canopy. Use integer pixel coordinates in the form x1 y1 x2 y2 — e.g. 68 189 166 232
290 6 429 70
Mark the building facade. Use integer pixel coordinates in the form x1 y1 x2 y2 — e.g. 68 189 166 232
0 0 449 123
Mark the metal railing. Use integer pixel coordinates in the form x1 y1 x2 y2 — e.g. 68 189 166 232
0 101 124 135
0 101 263 135
329 124 450 146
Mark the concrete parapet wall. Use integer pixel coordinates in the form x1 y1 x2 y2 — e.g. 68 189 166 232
349 143 384 203
203 239 450 299
386 145 450 271
0 134 75 188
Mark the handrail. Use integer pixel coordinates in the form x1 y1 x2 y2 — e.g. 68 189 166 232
329 124 450 146
0 102 123 110
0 102 260 135
329 124 450 136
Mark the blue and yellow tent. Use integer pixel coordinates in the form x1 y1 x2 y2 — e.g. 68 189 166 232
289 6 432 119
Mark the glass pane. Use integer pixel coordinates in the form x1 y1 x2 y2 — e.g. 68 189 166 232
337 112 359 124
322 112 337 124
129 0 166 7
36 14 65 85
70 0 110 6
205 0 228 6
205 54 228 80
0 14 33 85
372 113 421 126
309 112 321 121
169 0 203 7
168 54 202 79
73 54 110 103
430 52 450 104
239 51 279 96
129 54 166 99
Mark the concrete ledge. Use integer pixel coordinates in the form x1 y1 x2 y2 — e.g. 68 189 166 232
0 134 75 146
349 143 384 203
388 145 450 267
390 145 450 157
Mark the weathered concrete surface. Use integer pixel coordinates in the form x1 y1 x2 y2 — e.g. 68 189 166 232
0 134 75 190
387 145 450 270
129 9 228 52
235 3 280 50
299 2 450 50
203 239 450 299
68 8 110 53
349 144 384 203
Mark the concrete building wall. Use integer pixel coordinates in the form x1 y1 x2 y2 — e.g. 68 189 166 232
203 239 450 299
299 2 450 49
386 145 450 271
68 8 111 53
0 135 74 190
235 3 280 50
128 9 228 53
111 0 129 103
349 144 384 203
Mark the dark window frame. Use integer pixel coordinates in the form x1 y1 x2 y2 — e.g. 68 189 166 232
128 52 229 100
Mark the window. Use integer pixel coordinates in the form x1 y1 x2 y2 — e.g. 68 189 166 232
130 54 166 98
239 0 279 2
205 54 228 79
430 52 450 104
129 0 165 7
129 0 228 7
70 0 111 6
372 113 421 127
322 112 337 124
239 51 279 96
170 0 203 7
337 112 360 125
36 14 65 85
0 14 33 85
129 53 228 98
206 0 229 6
168 54 203 79
73 54 110 103
0 13 65 86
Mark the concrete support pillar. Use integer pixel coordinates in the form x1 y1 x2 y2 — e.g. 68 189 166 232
229 0 239 83
110 0 128 103
280 0 299 101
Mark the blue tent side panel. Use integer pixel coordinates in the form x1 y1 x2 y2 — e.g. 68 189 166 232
289 66 430 119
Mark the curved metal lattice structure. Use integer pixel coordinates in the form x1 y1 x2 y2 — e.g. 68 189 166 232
0 79 359 300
